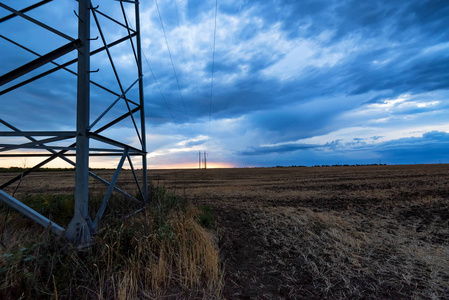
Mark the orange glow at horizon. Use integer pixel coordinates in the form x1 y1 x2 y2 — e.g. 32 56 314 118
1 157 237 170
148 161 236 169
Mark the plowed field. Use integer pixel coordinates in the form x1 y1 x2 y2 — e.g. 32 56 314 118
147 165 449 299
2 164 449 299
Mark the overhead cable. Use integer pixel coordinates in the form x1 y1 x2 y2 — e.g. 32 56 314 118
187 0 200 98
207 0 218 150
122 12 184 137
142 52 183 137
154 0 193 136
174 0 190 91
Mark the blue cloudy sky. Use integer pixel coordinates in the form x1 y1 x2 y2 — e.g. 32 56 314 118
1 0 449 168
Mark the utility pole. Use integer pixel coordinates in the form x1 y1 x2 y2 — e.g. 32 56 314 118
199 151 207 169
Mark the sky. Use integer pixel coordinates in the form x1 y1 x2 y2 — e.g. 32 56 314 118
1 0 449 169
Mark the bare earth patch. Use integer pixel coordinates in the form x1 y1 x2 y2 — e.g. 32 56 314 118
148 165 449 299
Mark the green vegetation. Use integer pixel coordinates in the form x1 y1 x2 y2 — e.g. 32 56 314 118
195 205 216 229
20 194 74 227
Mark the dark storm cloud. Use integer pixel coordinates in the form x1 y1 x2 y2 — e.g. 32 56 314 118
372 131 449 164
130 0 449 167
244 102 347 143
240 131 449 165
3 0 449 168
378 131 449 149
216 0 448 102
239 143 322 156
311 131 449 165
179 63 349 126
347 47 449 97
273 0 449 43
394 1 449 42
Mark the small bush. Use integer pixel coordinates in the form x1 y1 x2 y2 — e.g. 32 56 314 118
20 194 74 227
196 205 216 229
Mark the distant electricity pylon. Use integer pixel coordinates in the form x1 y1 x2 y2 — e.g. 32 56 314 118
0 0 147 246
199 151 207 169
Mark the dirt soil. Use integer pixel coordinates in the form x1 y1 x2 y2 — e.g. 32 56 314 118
2 164 449 299
146 165 449 299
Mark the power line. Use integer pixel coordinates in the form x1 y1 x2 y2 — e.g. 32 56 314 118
174 0 199 135
142 52 183 137
123 12 183 137
187 0 200 98
174 0 190 89
207 0 218 151
154 0 193 136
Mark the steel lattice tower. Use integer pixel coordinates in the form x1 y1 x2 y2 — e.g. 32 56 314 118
0 0 148 246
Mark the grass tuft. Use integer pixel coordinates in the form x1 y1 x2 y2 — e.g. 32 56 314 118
0 185 223 299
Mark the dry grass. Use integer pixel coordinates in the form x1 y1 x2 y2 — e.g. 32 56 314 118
0 187 223 299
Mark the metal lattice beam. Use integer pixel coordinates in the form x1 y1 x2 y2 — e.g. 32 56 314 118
0 40 82 86
0 0 148 246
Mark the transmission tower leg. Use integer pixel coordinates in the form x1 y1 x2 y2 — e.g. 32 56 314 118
65 0 93 245
135 2 148 202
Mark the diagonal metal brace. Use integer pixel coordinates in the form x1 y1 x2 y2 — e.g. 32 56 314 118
0 190 64 236
92 148 128 232
0 3 74 41
0 39 82 86
0 0 53 23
